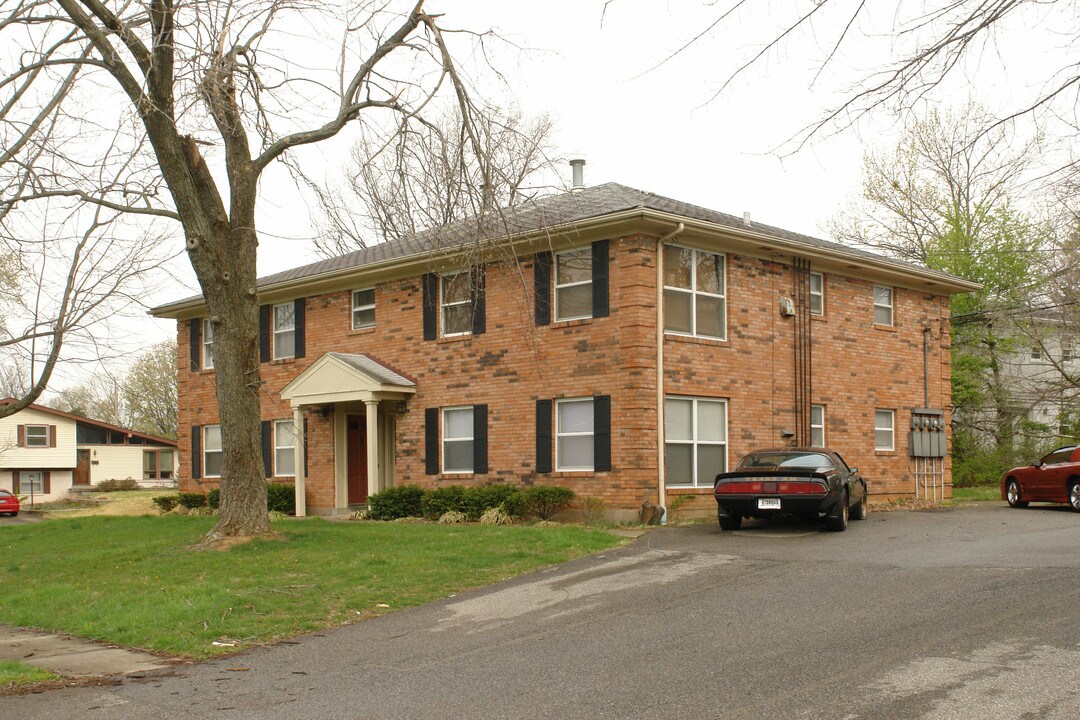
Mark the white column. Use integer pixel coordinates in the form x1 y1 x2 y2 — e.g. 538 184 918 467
293 407 307 517
365 400 379 500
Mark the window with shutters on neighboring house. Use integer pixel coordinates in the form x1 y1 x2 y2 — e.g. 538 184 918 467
24 425 49 448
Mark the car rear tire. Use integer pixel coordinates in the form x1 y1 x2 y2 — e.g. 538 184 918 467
718 512 742 531
1006 479 1028 508
1068 481 1080 513
850 492 868 521
826 495 849 532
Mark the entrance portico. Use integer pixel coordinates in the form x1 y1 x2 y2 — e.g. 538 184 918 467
279 353 415 516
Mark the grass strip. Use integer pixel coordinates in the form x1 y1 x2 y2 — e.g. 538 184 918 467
952 486 1001 502
0 661 59 687
0 516 624 659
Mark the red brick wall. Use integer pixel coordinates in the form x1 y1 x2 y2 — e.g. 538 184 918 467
176 233 953 513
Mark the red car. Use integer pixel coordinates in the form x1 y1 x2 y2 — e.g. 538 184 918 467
0 489 19 517
1002 444 1080 511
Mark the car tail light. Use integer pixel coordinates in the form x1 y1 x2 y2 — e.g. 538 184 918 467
715 482 763 494
777 482 827 495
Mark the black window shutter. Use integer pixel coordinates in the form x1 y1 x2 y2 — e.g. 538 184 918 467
592 240 610 318
424 408 439 475
536 399 553 473
534 252 552 325
594 395 611 472
259 304 271 362
191 425 202 479
422 274 437 341
294 298 306 359
261 421 273 477
302 418 308 476
473 404 488 474
189 319 201 371
472 266 486 335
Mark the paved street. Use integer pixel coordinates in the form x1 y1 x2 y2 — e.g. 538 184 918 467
6 503 1079 719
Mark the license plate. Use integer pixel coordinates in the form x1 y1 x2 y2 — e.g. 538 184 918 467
758 498 781 510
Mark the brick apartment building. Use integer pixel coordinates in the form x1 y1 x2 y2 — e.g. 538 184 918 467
152 182 978 520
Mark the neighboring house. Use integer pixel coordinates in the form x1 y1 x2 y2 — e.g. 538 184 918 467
152 181 978 520
1009 314 1080 436
0 401 178 502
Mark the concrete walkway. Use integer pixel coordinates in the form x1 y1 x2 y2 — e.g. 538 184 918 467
0 626 171 677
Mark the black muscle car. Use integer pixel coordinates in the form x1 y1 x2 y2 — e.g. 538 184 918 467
713 448 868 532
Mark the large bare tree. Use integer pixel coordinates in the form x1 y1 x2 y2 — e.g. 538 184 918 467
0 0 502 543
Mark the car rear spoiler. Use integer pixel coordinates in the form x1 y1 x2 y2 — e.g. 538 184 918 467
714 468 828 485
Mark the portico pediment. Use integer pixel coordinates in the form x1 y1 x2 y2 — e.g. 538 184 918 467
279 352 416 408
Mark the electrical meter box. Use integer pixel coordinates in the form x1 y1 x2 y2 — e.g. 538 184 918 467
908 408 946 458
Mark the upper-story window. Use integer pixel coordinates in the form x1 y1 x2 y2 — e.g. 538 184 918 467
1031 345 1044 361
202 318 215 370
664 246 726 339
441 272 473 337
873 286 894 326
555 249 593 321
352 289 375 330
24 425 49 448
809 272 824 316
1063 339 1075 363
273 303 295 359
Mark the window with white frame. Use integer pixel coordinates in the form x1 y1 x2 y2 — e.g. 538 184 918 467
1031 345 1043 361
811 404 825 447
665 397 727 487
440 273 473 336
442 407 474 473
203 425 223 477
352 288 375 330
202 318 215 369
20 471 44 494
663 245 726 339
874 410 895 451
555 249 592 321
273 303 296 359
25 425 49 448
274 420 296 477
556 398 594 471
873 286 894 326
809 272 824 315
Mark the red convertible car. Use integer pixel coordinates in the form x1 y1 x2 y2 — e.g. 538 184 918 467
1002 444 1080 511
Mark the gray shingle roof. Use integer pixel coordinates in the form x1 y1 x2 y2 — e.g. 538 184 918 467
328 353 415 387
152 182 973 314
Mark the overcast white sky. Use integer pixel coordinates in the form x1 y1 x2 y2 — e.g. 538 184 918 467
60 0 1073 390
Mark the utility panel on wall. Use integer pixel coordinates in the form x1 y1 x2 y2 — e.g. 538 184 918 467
909 409 947 458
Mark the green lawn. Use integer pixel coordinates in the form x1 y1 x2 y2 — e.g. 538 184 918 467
952 486 1001 502
0 661 58 687
0 516 625 658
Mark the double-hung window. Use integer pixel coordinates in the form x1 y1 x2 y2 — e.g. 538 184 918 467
24 425 49 448
274 420 295 477
810 404 825 447
555 249 593 321
20 471 44 494
273 303 296 359
663 246 726 339
202 318 215 369
203 425 223 477
556 398 595 471
440 273 473 336
352 289 375 330
665 397 727 487
442 407 474 473
873 286 894 326
874 410 895 451
809 272 824 315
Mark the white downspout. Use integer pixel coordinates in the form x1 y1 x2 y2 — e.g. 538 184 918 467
656 222 684 525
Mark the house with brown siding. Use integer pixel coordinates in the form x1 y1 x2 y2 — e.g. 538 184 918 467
152 182 978 521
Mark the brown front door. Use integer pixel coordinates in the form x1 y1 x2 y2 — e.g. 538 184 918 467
347 415 367 504
74 449 91 485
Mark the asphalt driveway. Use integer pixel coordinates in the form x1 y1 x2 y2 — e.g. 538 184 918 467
6 503 1079 719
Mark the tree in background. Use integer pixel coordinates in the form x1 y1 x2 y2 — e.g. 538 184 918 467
1 1 509 543
50 341 178 440
830 105 1056 482
310 107 562 257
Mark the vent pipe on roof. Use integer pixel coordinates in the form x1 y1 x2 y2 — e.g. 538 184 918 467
742 212 751 227
570 159 586 192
